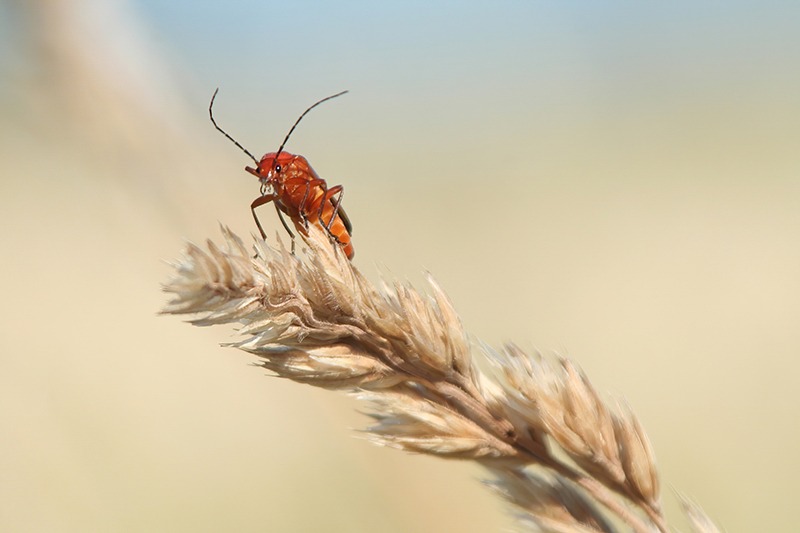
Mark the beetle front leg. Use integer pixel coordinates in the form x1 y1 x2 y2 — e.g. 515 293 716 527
250 194 276 240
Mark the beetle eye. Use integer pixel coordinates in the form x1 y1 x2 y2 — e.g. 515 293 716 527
275 164 282 173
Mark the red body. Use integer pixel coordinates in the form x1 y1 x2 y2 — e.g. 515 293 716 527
246 151 354 259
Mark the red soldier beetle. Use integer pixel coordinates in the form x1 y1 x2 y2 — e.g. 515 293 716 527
208 89 354 259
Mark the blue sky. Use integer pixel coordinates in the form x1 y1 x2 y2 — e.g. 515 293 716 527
129 1 800 152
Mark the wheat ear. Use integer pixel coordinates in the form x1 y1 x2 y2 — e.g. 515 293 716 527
162 226 720 533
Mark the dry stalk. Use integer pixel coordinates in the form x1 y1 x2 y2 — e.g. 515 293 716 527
162 226 721 533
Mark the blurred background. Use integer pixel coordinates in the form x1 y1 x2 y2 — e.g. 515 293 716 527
1 1 798 531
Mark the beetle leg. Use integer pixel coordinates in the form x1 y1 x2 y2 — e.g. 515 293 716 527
290 178 330 229
319 185 344 236
252 194 297 254
273 204 297 254
250 194 276 240
300 182 316 230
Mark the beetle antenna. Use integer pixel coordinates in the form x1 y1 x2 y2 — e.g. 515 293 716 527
276 90 348 157
209 88 259 164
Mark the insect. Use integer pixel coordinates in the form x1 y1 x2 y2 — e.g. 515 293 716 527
208 89 354 260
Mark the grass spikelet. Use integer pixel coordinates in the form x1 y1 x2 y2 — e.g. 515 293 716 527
162 226 720 532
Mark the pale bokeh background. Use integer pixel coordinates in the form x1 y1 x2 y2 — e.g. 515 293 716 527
2 1 799 531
